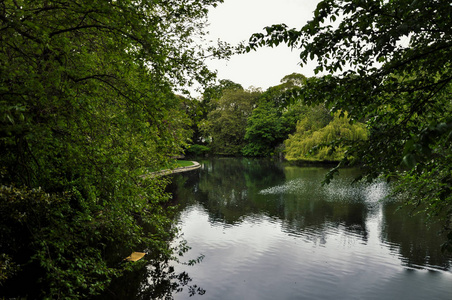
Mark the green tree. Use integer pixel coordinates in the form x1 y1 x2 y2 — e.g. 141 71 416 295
247 0 452 249
0 0 226 298
280 72 307 87
242 101 288 156
243 74 308 157
179 95 205 145
182 80 244 151
201 88 260 155
285 110 367 161
203 79 244 106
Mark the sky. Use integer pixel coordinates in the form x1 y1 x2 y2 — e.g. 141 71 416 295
204 0 321 91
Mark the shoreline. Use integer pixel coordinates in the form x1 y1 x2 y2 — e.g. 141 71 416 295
148 161 201 177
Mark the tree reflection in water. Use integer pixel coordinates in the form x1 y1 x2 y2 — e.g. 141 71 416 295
96 258 205 299
100 158 451 299
381 201 452 271
170 158 451 271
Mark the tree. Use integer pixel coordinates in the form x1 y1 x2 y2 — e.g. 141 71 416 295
0 0 226 298
280 72 307 87
243 74 308 157
183 79 244 150
247 0 452 249
201 88 260 155
203 79 244 106
179 95 206 145
242 102 288 156
285 109 367 161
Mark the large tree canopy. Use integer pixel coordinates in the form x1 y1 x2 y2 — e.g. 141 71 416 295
201 87 260 155
0 0 225 298
247 0 452 249
243 74 307 157
285 109 367 161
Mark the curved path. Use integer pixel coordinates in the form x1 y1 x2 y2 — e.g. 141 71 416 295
147 161 201 177
166 161 201 174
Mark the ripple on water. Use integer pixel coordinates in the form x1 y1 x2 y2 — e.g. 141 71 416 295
258 179 305 195
173 207 452 300
259 177 391 206
171 166 451 300
323 179 391 203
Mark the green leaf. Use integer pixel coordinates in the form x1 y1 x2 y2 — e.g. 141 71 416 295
402 154 417 169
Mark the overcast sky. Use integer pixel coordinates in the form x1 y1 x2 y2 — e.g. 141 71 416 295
204 0 321 91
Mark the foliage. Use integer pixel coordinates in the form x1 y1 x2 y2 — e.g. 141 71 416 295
0 184 173 297
181 80 244 148
242 102 287 157
191 74 306 157
179 95 206 145
242 73 308 157
201 88 260 155
285 109 367 162
185 144 211 157
280 73 308 87
202 79 244 108
246 0 452 246
0 0 226 298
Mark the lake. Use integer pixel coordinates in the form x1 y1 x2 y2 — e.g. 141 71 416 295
165 158 452 300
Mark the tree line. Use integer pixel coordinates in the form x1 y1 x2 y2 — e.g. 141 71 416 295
182 73 367 161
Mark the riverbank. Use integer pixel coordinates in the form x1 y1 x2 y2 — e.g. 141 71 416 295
148 161 201 177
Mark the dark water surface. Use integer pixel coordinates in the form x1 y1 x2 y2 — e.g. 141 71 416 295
167 158 452 300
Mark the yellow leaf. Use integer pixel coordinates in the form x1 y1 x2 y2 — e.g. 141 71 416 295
125 252 146 262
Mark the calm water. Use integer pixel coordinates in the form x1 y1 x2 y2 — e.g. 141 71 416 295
167 158 452 300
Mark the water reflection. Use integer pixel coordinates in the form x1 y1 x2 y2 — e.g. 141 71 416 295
95 258 205 299
381 201 451 271
168 158 451 299
171 158 451 267
171 158 287 224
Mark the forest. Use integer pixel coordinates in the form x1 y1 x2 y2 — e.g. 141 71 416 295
182 73 367 161
1 0 451 298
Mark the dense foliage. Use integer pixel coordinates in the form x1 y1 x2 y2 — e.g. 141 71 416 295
194 73 365 159
247 0 452 249
182 79 243 149
192 73 365 159
200 88 260 155
242 74 307 157
285 109 367 161
0 0 226 298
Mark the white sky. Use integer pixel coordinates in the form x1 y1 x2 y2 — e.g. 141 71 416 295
204 0 321 91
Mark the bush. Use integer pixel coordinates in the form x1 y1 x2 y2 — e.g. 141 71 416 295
186 144 211 156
